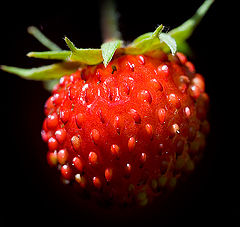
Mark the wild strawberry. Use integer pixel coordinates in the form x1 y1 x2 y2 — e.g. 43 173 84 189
1 0 213 206
39 51 210 205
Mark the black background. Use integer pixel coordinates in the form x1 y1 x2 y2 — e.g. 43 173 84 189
1 0 237 226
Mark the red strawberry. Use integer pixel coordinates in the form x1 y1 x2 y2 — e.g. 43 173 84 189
1 0 213 207
42 51 210 206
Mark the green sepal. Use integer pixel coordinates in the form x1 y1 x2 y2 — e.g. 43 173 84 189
132 32 152 44
125 25 177 55
126 25 163 54
27 40 123 67
133 24 163 45
169 0 214 42
158 33 177 55
126 0 213 55
175 41 192 56
101 40 122 67
27 26 62 51
27 50 71 60
1 0 213 86
65 37 103 65
1 62 81 80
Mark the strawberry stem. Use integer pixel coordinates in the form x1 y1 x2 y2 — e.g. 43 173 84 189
100 0 121 42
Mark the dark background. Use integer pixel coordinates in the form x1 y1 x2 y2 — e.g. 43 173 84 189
1 0 237 226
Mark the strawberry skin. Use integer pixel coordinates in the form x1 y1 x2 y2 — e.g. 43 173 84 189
42 51 210 206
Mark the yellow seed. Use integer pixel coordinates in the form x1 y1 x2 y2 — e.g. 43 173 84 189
139 197 148 206
158 175 167 188
128 184 135 192
137 191 147 200
185 159 195 172
168 177 177 189
151 179 158 190
137 191 148 206
176 156 185 170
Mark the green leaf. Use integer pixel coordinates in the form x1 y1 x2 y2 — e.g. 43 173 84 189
132 32 152 44
125 0 213 56
127 25 163 54
169 0 214 42
125 25 178 55
175 41 192 56
101 40 122 67
27 50 71 60
1 62 81 80
159 33 177 55
65 37 103 65
27 26 62 51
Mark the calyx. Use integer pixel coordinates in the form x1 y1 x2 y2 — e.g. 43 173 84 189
1 0 213 89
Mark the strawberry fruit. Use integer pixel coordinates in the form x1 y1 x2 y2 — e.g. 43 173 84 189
43 52 210 206
1 0 213 207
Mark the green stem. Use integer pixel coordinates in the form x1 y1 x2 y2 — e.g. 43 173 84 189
100 0 121 42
